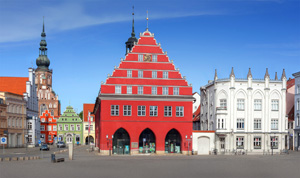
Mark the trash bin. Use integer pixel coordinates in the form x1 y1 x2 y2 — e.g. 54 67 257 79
51 154 56 163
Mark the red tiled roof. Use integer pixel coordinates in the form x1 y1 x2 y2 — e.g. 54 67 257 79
287 78 295 90
0 77 28 95
83 103 95 122
193 105 200 122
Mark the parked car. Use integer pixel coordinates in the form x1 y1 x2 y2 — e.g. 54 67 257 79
57 141 66 148
40 144 50 151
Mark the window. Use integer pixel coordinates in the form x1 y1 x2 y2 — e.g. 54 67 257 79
138 86 143 95
236 137 244 149
176 106 184 117
49 118 52 122
297 114 300 127
150 106 158 116
237 99 245 110
254 99 262 111
237 118 244 129
85 125 89 131
40 125 45 131
271 119 278 130
271 100 279 111
220 99 227 109
164 106 172 117
297 85 300 94
152 86 157 95
76 124 80 131
90 125 93 131
127 86 132 94
152 55 157 62
127 70 132 78
163 71 168 79
138 71 143 78
48 125 52 131
58 124 62 131
53 125 57 131
42 118 45 122
115 86 121 94
70 124 75 131
138 54 143 61
152 71 157 78
27 122 32 130
173 87 179 95
76 135 80 142
217 118 225 129
254 119 261 130
48 135 52 141
28 135 32 143
123 105 131 116
138 106 146 116
270 136 278 149
297 99 300 111
64 124 69 131
163 87 168 95
111 105 119 116
254 137 261 149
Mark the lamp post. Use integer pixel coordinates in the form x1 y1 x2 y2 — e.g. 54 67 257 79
106 135 113 156
185 135 192 156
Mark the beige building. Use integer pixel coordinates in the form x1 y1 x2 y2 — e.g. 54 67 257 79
0 92 26 147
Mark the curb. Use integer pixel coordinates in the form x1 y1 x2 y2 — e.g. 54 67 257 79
0 156 40 162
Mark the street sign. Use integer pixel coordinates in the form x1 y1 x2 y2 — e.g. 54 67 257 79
54 137 57 141
58 137 61 141
38 140 41 144
1 137 7 144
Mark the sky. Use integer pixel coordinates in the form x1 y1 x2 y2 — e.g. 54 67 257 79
0 0 299 113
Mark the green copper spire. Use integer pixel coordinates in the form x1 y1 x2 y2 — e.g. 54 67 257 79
36 17 50 70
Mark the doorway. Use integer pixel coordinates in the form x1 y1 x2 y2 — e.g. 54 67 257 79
113 128 130 155
165 129 181 153
139 128 156 153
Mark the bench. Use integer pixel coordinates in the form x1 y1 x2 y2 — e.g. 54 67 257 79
55 158 65 163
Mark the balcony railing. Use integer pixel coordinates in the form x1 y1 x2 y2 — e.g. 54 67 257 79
216 107 227 110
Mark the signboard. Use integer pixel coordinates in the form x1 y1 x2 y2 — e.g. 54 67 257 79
38 140 41 144
54 137 57 141
1 137 7 144
58 137 62 141
131 142 138 148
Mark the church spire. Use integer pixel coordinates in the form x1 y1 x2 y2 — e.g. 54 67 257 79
214 69 218 81
230 67 235 78
264 68 270 79
247 68 252 78
125 6 138 55
36 17 50 70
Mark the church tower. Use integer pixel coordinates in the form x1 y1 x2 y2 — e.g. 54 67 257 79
125 7 138 54
35 18 61 118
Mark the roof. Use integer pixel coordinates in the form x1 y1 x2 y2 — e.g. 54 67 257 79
288 106 294 121
0 77 28 95
192 105 200 122
287 78 295 90
83 103 95 122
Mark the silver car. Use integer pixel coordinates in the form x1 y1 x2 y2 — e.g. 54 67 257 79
57 141 66 148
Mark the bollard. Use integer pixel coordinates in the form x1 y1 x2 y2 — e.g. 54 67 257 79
51 154 56 163
69 143 74 160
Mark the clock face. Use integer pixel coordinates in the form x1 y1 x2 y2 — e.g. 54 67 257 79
144 54 151 62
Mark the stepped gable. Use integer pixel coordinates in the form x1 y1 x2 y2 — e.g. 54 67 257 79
101 30 192 96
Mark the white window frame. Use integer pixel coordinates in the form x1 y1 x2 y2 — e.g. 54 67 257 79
254 118 261 130
152 54 157 62
163 71 168 79
70 124 75 131
111 105 119 116
150 106 158 117
27 122 32 130
64 124 69 131
127 86 132 94
271 119 278 130
237 118 244 130
152 71 157 78
138 54 143 62
164 106 172 117
115 86 121 94
217 118 225 129
138 70 143 78
237 99 245 111
220 99 227 109
236 137 244 149
53 125 57 131
176 106 184 117
152 86 157 95
123 105 132 116
76 124 80 131
138 106 146 116
271 100 279 111
127 70 132 78
254 99 262 111
163 87 168 95
138 86 143 95
253 137 261 149
48 125 52 131
58 124 63 131
270 136 278 149
173 87 179 95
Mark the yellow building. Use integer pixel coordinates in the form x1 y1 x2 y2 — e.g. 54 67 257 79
0 92 26 147
83 104 95 145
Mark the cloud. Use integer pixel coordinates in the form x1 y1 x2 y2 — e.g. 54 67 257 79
0 2 223 44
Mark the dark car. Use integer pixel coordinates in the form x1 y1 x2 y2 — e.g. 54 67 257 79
57 141 66 148
40 144 50 151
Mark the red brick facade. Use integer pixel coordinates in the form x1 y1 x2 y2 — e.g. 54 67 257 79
94 30 194 155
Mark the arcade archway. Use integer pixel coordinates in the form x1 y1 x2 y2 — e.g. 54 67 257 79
165 129 182 153
139 128 156 153
113 128 130 155
85 136 94 145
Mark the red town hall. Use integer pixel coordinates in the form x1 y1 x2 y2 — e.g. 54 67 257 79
94 17 194 155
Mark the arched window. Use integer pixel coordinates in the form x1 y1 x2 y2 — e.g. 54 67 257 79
49 103 52 108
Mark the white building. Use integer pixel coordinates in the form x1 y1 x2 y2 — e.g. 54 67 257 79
193 92 200 113
199 68 288 155
24 68 40 147
292 71 300 150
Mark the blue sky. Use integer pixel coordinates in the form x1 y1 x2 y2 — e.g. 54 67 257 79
0 0 299 113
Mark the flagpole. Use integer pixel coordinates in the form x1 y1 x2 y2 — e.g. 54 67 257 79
88 111 90 149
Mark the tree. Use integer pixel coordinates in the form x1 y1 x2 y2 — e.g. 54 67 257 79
78 111 83 119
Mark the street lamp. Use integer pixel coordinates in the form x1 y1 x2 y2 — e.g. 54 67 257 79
106 135 113 156
185 135 192 156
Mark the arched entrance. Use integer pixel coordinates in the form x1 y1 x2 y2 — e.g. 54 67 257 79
139 128 156 153
66 134 73 144
165 129 182 153
113 128 130 155
85 136 94 145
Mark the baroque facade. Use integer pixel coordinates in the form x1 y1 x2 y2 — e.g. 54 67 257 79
40 110 57 144
199 68 288 154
